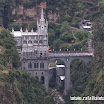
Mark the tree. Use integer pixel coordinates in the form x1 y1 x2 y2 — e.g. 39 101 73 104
48 29 56 46
53 39 64 51
60 21 72 33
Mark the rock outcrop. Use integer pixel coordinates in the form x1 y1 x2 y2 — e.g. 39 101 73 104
12 2 60 23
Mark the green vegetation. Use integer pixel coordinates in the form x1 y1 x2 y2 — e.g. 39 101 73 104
48 22 90 51
66 15 104 104
0 70 54 104
0 29 20 69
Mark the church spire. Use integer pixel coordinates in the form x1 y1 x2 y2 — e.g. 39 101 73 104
40 7 45 21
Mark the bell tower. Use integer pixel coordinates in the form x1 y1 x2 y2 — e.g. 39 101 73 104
37 8 48 35
37 8 48 46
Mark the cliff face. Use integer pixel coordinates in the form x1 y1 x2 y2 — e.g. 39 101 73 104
12 2 60 23
10 0 100 25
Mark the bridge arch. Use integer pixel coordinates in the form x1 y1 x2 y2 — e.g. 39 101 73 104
48 58 67 91
48 56 91 95
48 57 67 67
70 59 89 93
63 56 92 95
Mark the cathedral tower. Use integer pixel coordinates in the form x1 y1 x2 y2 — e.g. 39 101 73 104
37 8 48 46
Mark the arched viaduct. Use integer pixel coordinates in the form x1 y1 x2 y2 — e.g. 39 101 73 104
48 51 93 95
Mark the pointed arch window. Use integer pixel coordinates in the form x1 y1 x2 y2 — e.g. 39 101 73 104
23 40 27 44
41 76 45 84
39 40 42 44
34 40 38 43
34 63 38 68
34 50 38 56
28 40 32 44
40 62 44 68
28 62 32 68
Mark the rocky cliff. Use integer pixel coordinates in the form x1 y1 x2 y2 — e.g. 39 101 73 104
12 2 60 23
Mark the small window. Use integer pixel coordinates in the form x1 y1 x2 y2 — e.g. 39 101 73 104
41 76 45 84
34 40 38 43
26 52 28 55
28 40 32 44
34 50 38 56
23 40 27 44
34 50 38 54
39 40 42 44
28 62 32 68
34 63 38 68
29 52 32 56
40 62 44 68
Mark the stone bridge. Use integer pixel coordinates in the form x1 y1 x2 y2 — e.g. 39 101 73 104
48 51 94 95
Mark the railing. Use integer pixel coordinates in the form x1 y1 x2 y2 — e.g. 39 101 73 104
49 50 90 53
21 51 94 59
48 52 94 57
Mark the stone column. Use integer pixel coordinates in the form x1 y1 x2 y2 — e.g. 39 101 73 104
45 75 49 91
64 60 71 95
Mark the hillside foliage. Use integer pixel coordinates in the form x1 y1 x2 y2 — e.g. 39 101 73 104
0 29 20 69
0 70 54 104
66 15 104 104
